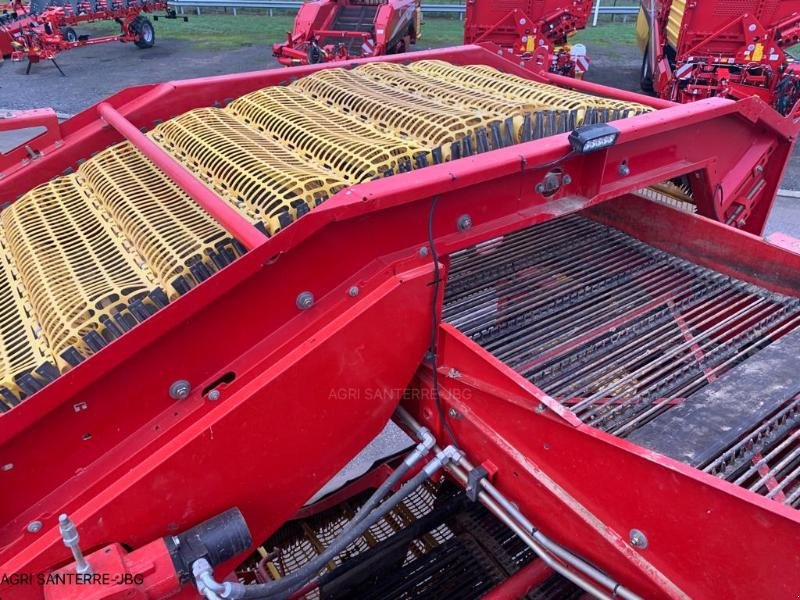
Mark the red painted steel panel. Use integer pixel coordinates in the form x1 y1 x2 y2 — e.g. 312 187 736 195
1 46 799 599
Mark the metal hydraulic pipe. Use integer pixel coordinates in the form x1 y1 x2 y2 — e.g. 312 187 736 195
209 420 452 600
394 407 644 600
97 102 267 251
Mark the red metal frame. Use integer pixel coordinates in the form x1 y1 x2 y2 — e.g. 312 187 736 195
0 108 62 173
0 44 798 599
403 195 800 599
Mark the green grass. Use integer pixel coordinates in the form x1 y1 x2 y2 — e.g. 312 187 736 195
81 14 636 52
572 22 637 48
82 14 296 48
418 17 463 47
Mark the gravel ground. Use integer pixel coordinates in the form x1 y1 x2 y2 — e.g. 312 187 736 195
0 39 278 115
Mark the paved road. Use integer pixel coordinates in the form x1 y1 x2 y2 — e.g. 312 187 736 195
0 39 278 115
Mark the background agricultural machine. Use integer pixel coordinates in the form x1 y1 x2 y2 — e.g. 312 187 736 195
0 39 800 600
272 0 421 66
463 0 593 77
636 0 800 113
0 0 179 73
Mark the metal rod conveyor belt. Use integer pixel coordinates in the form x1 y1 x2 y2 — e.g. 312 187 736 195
444 214 800 509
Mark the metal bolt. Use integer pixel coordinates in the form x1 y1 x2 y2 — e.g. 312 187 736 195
448 408 460 418
754 165 764 175
207 389 220 401
535 183 545 194
59 514 92 575
457 214 472 232
535 403 546 413
169 380 191 400
629 529 648 549
348 286 359 297
562 174 573 185
296 291 314 310
447 368 461 379
27 520 42 533
418 246 429 257
618 163 631 177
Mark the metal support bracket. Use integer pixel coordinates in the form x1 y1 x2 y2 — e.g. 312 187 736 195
466 465 489 502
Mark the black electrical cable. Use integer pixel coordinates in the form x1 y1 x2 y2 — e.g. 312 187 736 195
427 195 460 449
522 149 577 172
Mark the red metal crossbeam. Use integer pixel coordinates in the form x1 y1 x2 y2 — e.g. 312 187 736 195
752 452 787 502
667 299 718 383
97 102 267 251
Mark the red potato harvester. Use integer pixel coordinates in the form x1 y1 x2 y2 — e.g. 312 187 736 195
0 42 799 599
463 0 594 77
273 0 421 66
637 0 800 113
274 0 593 75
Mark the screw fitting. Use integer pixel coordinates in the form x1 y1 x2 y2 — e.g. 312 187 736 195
629 528 648 549
296 291 314 310
169 380 191 400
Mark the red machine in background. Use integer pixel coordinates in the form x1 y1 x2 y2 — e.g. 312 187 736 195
0 0 181 74
0 0 29 56
637 0 800 113
463 0 593 77
272 0 421 66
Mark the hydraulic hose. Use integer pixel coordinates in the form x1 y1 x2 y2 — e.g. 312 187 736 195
237 464 441 599
208 443 460 600
346 425 435 529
